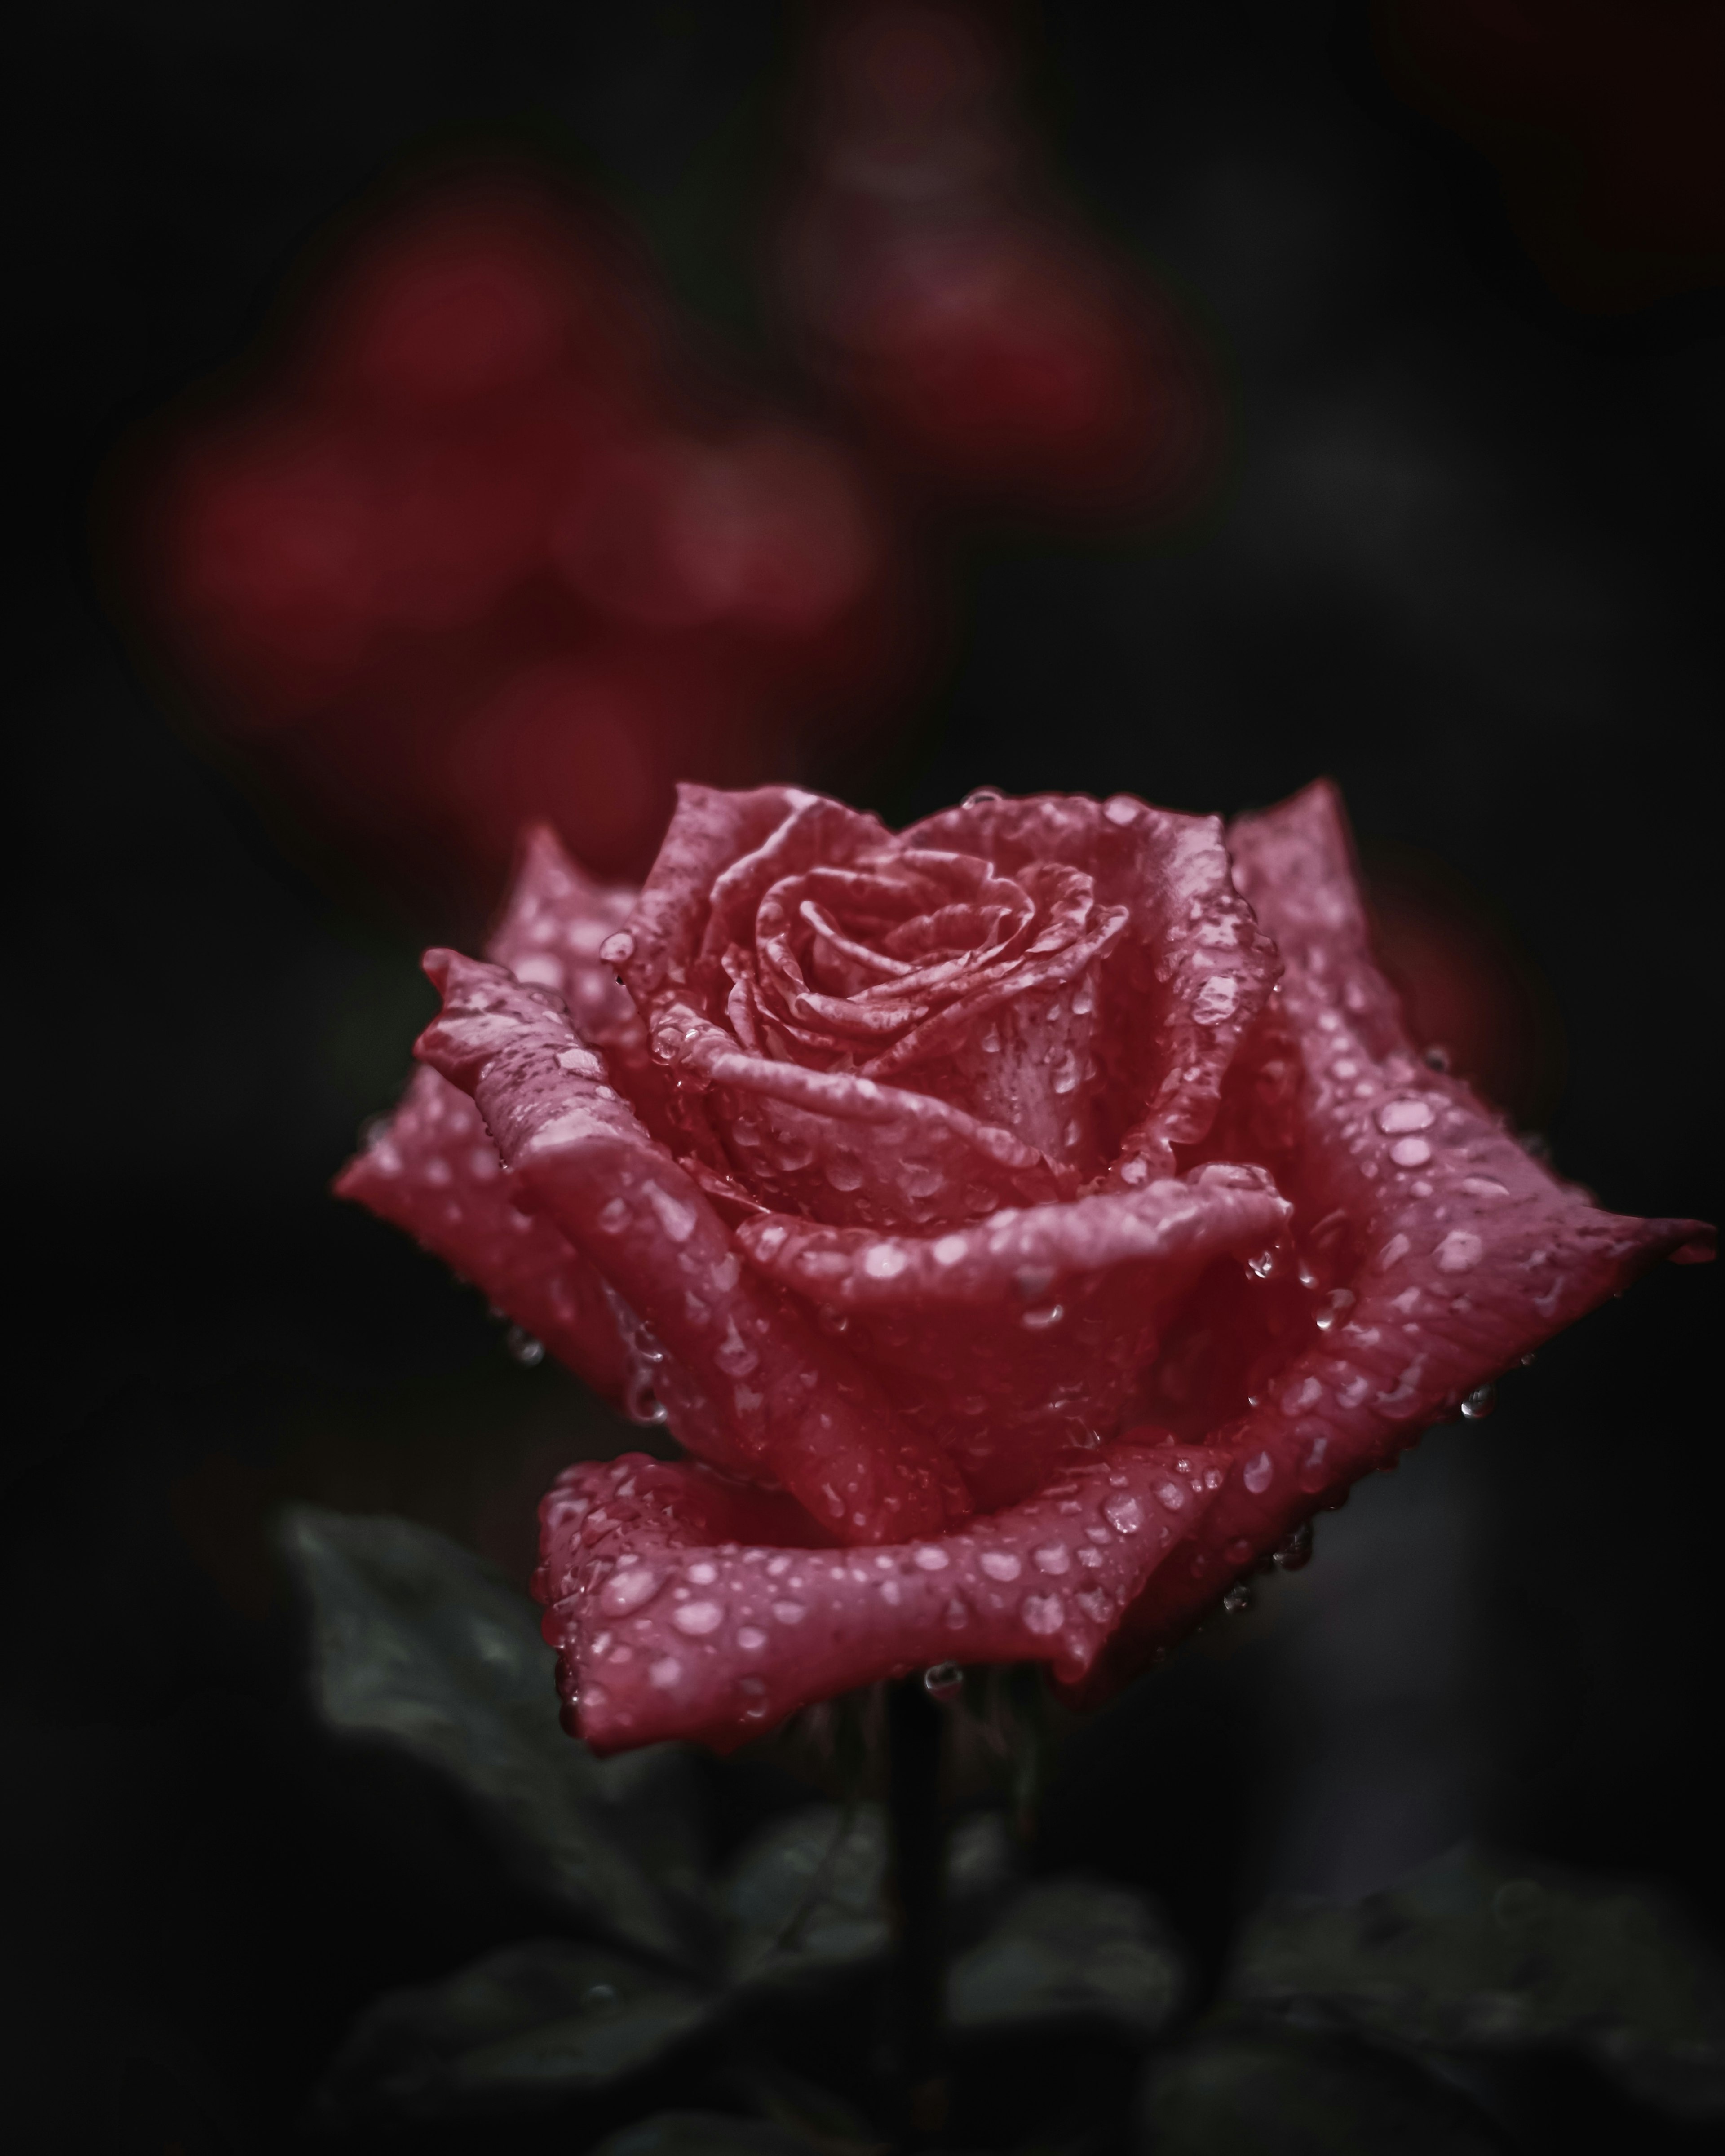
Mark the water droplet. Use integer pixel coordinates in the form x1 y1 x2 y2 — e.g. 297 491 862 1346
1460 1381 1496 1420
600 1566 663 1617
1243 1451 1275 1495
1021 1592 1065 1635
1103 1493 1143 1534
598 931 635 966
1314 1288 1356 1332
558 1699 582 1738
1434 1229 1485 1274
672 1599 725 1635
1222 1582 1254 1616
965 786 1005 806
923 1661 964 1701
1296 1436 1331 1494
1377 1097 1436 1135
1272 1521 1313 1571
583 1982 619 2009
1390 1136 1432 1168
1246 1248 1280 1281
625 1374 669 1425
980 1550 1022 1581
1422 1044 1451 1071
1020 1303 1065 1330
505 1325 545 1367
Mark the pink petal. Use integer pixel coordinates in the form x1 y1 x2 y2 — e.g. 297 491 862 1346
415 951 968 1544
539 1440 1228 1752
902 792 1280 1171
335 1064 630 1397
616 784 823 1004
737 1163 1289 1510
654 1001 1066 1228
736 1164 1288 1312
335 823 643 1398
485 822 637 1037
1078 781 1714 1697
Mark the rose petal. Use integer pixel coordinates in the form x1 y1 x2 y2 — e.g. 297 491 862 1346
539 1441 1227 1751
415 951 969 1544
656 1002 1066 1228
1078 781 1714 1697
335 824 642 1397
485 822 637 1036
335 1065 630 1396
903 792 1280 1170
737 1163 1290 1508
737 1165 1289 1312
619 783 823 1005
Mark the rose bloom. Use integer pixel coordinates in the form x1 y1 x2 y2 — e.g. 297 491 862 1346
340 782 1710 1751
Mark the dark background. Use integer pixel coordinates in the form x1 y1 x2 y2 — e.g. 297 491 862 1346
4 4 1719 2149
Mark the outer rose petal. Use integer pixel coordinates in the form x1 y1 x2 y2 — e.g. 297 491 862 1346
736 1163 1291 1509
1079 781 1714 1698
485 822 637 1034
336 1065 630 1395
538 1441 1227 1752
335 824 641 1397
416 952 969 1544
902 791 1280 1171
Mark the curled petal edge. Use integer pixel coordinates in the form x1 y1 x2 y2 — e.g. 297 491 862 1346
538 1440 1228 1753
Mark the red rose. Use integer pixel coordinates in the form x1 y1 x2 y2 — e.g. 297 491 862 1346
339 783 1709 1751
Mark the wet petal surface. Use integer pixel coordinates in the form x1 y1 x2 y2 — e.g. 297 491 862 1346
538 1440 1225 1750
1079 782 1713 1697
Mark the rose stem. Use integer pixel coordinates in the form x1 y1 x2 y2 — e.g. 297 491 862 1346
885 1673 948 2144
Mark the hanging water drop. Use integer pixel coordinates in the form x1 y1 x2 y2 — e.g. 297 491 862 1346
923 1661 964 1702
1246 1248 1279 1281
1222 1582 1255 1616
1272 1521 1314 1572
1422 1044 1451 1072
505 1325 545 1367
1460 1381 1496 1420
626 1373 669 1425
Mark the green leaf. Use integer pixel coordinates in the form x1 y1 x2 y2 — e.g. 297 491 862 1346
947 1876 1186 2039
1227 1842 1725 2119
719 1804 889 1989
1138 2025 1504 2155
317 1939 712 2123
593 2112 830 2156
281 1506 706 1966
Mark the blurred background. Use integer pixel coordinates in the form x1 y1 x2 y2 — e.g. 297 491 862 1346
4 2 1721 2149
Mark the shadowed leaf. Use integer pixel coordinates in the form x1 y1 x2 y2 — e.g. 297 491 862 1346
282 1506 707 1966
1138 2025 1504 2154
719 1804 890 1989
594 2113 829 2156
317 1939 712 2123
1227 1842 1725 2119
948 1876 1186 2038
